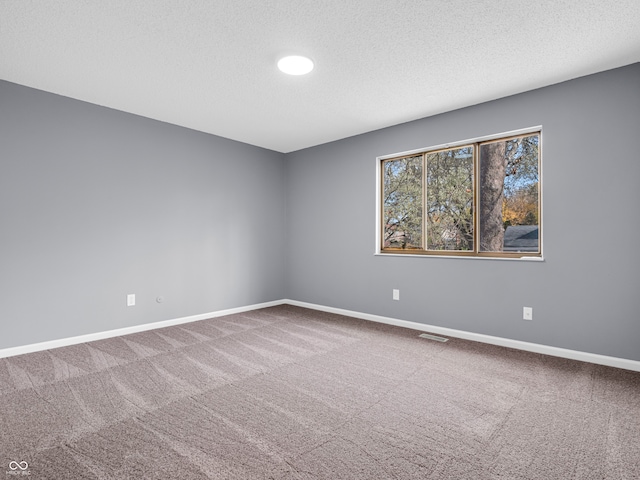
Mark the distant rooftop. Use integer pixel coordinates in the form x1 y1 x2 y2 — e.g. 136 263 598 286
503 226 539 252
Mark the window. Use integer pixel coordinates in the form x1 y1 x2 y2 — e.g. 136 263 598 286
379 130 541 258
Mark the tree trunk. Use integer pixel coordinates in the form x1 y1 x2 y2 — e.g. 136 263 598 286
480 142 506 251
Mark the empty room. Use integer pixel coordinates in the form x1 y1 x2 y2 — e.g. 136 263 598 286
1 1 639 478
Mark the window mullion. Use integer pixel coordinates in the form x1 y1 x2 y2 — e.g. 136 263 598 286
422 153 427 251
473 143 479 254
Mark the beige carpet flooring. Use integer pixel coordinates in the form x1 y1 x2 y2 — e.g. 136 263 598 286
1 305 639 479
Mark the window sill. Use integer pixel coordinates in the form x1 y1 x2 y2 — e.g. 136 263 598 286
374 252 544 262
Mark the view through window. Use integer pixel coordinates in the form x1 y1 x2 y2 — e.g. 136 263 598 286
380 131 540 258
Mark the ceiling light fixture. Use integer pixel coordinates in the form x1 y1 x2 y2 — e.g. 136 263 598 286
277 55 314 75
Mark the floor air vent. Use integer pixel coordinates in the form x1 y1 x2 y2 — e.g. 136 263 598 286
419 333 449 342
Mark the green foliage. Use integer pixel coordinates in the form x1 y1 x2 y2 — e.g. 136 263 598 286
383 156 422 248
503 135 539 196
425 147 474 250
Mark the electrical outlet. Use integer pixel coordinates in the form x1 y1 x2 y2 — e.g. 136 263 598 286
523 306 533 320
393 289 400 301
127 294 136 307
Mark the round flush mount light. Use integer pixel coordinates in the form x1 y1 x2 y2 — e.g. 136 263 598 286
277 55 314 75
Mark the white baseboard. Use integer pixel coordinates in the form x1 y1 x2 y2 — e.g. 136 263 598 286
285 299 640 372
0 300 286 359
3 298 639 373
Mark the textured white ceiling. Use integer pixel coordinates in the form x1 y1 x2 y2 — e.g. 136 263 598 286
1 1 639 153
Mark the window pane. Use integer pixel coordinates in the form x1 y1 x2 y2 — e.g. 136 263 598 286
425 147 474 251
479 134 539 252
382 156 423 249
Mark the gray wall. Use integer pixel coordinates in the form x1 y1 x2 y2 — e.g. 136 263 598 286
286 63 640 361
2 64 639 362
0 80 286 349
